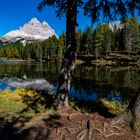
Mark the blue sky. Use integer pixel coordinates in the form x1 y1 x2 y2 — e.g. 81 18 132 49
0 0 139 37
0 0 92 36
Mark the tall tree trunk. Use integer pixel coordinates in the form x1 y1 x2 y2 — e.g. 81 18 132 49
54 0 78 108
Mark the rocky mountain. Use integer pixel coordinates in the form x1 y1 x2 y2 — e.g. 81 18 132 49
109 21 124 31
1 18 57 44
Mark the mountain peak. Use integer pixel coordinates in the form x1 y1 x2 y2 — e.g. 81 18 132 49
3 17 57 42
29 17 41 24
43 21 49 26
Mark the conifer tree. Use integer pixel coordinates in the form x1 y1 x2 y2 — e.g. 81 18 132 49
38 0 140 108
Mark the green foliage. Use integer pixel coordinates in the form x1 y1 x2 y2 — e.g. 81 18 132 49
94 24 110 57
80 26 94 53
0 35 64 61
104 29 112 55
124 17 140 55
76 29 83 51
0 48 5 57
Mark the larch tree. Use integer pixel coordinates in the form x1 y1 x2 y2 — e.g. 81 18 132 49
38 1 140 124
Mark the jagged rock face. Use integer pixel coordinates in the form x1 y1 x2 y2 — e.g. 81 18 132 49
3 18 57 41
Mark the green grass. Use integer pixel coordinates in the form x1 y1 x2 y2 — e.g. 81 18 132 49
0 88 25 113
100 98 128 115
0 88 46 122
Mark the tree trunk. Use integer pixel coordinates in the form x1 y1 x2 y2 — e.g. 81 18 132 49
53 0 78 108
111 89 140 136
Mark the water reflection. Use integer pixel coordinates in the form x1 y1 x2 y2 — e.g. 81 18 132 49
73 64 140 100
0 61 140 101
70 86 98 101
0 62 60 85
0 81 15 91
107 91 122 102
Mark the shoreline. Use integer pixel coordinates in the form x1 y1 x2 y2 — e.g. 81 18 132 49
0 55 139 66
0 58 35 62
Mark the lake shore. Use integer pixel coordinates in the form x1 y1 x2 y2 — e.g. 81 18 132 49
76 53 140 66
0 53 139 66
0 57 35 62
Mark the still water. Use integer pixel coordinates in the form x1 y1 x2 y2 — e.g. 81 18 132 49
0 61 140 101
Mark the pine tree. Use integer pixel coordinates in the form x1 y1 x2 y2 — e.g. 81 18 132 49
86 26 94 53
38 0 140 110
76 29 83 52
123 17 140 56
94 24 108 58
104 28 112 56
58 34 65 58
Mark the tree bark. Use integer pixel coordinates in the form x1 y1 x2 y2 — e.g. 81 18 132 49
53 0 78 108
111 89 140 136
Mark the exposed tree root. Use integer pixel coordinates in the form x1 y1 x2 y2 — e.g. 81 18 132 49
105 132 124 138
76 129 86 140
75 120 93 140
93 119 126 138
94 128 104 135
111 109 132 125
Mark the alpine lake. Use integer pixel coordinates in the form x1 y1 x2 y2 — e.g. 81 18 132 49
0 61 140 103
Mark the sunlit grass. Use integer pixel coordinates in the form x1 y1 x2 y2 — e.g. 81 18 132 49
100 98 129 115
0 88 46 122
0 88 25 113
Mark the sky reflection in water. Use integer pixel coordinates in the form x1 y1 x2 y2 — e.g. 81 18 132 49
0 81 15 91
51 85 122 102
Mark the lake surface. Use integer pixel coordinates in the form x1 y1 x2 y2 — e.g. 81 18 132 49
0 61 140 102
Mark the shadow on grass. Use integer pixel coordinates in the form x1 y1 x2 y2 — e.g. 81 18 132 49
70 99 116 118
14 114 62 140
0 90 57 140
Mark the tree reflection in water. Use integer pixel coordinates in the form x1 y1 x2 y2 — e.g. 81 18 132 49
0 62 139 102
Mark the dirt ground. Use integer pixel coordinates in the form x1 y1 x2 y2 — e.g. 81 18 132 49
0 108 139 140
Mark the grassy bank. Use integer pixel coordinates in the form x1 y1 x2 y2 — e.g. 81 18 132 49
0 57 34 62
0 88 48 123
76 53 140 66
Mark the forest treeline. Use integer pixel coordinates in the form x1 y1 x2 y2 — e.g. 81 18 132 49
0 17 140 61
